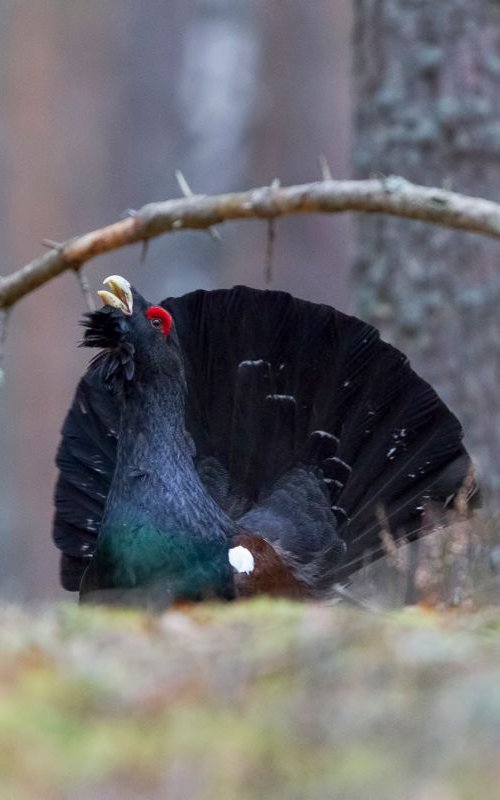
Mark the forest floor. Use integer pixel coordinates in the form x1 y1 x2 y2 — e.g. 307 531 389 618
1 597 500 800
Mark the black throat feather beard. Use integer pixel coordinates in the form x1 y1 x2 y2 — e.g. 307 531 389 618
80 307 135 393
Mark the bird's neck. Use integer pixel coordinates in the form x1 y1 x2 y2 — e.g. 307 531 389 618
107 377 233 538
119 379 192 474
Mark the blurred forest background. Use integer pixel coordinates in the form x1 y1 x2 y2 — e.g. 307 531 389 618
1 0 499 603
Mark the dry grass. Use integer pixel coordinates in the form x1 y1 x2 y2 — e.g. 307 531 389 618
349 503 500 610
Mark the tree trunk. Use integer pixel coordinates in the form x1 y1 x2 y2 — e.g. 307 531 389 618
353 0 500 499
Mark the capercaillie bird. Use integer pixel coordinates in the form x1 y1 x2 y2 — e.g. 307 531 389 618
52 276 476 608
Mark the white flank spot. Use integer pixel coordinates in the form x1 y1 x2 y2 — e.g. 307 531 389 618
228 546 255 574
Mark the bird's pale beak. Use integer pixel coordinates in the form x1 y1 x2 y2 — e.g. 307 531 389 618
97 275 133 315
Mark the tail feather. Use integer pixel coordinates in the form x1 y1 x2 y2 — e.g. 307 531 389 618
260 393 297 485
230 359 272 490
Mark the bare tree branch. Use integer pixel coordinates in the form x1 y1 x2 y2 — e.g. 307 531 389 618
2 175 500 309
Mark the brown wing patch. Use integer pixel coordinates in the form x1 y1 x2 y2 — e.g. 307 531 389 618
232 531 310 600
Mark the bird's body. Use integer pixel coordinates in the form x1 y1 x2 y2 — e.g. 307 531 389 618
79 361 235 606
53 280 476 608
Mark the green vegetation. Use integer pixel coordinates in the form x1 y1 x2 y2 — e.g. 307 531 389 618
1 599 500 799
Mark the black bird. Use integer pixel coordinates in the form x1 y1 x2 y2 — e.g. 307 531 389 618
53 277 476 608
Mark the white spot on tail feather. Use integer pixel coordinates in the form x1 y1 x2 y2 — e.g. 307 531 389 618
238 359 268 369
228 546 255 574
311 430 337 440
265 394 296 404
325 456 351 472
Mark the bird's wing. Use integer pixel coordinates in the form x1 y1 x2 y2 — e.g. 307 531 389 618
236 465 346 596
53 371 118 589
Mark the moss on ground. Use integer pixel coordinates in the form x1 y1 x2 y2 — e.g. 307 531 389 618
1 599 500 799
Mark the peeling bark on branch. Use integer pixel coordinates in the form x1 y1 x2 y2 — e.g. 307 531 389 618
2 176 500 309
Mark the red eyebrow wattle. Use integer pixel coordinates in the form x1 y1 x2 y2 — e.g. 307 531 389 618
146 306 173 336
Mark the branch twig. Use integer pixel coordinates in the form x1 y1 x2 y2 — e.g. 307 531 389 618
263 177 280 284
174 169 221 242
264 218 276 285
74 267 96 312
319 154 333 181
3 175 500 309
0 306 10 387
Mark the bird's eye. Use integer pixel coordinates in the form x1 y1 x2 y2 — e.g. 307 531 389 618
145 306 173 336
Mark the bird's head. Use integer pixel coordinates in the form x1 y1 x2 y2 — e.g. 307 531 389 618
81 275 184 392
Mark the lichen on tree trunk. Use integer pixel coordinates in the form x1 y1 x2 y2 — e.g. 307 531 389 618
353 0 500 497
